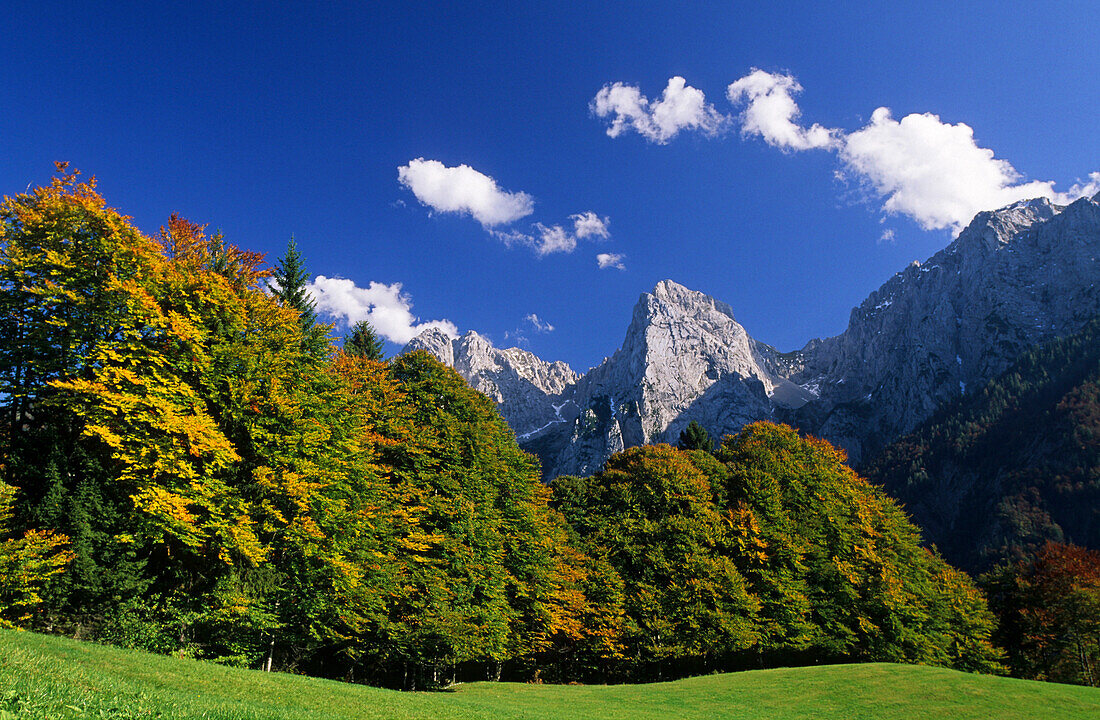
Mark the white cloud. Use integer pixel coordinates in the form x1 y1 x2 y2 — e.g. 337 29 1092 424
398 159 615 257
879 228 896 244
596 252 626 270
488 213 612 256
488 228 534 248
839 108 1096 231
571 211 610 240
592 76 728 144
721 69 1100 232
524 313 555 333
534 224 577 255
397 158 534 227
307 275 457 345
1056 171 1100 203
726 69 838 151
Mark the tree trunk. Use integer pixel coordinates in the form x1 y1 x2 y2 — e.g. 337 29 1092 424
1076 634 1094 686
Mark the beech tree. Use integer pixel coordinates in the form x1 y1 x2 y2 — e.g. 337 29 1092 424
0 480 73 628
0 165 160 626
984 542 1100 685
0 169 390 669
554 423 1003 678
553 445 758 677
381 352 615 687
717 423 1002 671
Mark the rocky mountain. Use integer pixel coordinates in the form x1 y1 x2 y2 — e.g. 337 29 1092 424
788 194 1100 464
528 279 799 478
405 192 1100 478
404 328 580 441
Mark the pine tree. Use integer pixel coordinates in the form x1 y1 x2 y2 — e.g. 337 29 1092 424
344 321 386 361
677 420 712 452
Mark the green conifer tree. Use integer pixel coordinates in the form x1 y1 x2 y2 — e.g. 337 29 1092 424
270 237 330 357
677 420 713 452
344 321 386 361
271 238 318 330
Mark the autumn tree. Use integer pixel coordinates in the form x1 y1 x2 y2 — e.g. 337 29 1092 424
0 165 161 626
379 352 617 687
717 422 1002 671
0 480 73 628
984 542 1100 685
554 422 1002 679
0 169 395 670
63 212 396 671
552 445 758 678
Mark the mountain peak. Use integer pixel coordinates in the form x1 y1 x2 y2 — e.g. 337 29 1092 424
403 326 578 440
651 278 689 295
640 279 738 323
409 196 1100 478
404 326 455 365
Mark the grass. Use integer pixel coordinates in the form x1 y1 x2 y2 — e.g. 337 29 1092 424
2 630 1099 719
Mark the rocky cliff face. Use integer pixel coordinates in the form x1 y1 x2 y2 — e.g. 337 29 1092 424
404 328 580 440
791 193 1100 463
405 192 1100 477
541 280 794 477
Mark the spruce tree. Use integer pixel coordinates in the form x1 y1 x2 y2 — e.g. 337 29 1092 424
271 238 318 330
271 237 329 356
344 321 386 361
677 420 712 452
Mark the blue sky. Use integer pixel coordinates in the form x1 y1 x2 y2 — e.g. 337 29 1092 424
4 1 1098 370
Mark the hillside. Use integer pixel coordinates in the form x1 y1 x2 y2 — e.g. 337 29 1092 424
865 316 1100 571
2 630 1099 720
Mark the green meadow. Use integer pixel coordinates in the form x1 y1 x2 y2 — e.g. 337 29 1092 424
2 629 1099 720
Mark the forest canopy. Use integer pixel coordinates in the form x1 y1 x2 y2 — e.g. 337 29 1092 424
0 167 1003 686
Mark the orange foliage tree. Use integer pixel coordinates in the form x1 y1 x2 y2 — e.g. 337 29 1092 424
985 542 1100 685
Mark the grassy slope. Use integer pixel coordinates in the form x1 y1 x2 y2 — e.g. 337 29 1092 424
2 630 1099 720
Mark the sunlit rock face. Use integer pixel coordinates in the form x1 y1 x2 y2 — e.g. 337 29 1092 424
404 328 580 444
788 193 1100 463
407 193 1100 476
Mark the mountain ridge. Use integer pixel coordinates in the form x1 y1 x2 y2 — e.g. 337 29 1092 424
406 193 1100 477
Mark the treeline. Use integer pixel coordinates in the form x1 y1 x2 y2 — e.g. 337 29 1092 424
552 428 1001 679
0 168 1001 686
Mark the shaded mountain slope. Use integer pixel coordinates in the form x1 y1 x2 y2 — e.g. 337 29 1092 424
864 316 1100 571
